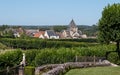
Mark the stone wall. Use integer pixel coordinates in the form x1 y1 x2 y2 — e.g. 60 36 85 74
35 61 111 75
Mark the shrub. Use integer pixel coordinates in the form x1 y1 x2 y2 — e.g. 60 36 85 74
35 48 77 66
25 50 41 66
24 66 35 75
0 43 8 50
0 50 22 70
108 52 119 64
0 38 97 49
34 44 116 66
48 38 98 43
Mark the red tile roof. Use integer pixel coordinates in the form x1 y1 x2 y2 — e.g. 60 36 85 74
33 31 45 38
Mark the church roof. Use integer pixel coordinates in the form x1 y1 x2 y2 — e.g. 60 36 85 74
69 19 77 28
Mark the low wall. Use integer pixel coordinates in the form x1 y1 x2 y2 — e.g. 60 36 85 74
35 60 111 75
0 65 23 75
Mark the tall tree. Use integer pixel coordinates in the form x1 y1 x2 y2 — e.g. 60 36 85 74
98 3 120 58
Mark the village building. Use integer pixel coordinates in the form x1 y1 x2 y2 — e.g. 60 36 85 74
33 31 45 39
13 32 20 37
25 29 39 37
14 27 25 37
44 30 59 39
62 19 87 39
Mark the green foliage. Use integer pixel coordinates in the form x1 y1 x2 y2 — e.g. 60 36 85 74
48 38 97 43
0 25 9 31
0 38 97 49
25 50 41 66
78 25 98 36
0 50 22 70
98 3 120 43
23 44 115 66
107 52 120 64
0 43 117 70
0 43 8 49
74 44 115 57
35 48 77 66
53 25 67 32
24 66 35 75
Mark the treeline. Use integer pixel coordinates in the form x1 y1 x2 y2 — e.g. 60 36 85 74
0 38 97 49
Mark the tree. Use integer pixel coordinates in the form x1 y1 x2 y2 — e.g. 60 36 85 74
98 3 120 58
0 25 9 31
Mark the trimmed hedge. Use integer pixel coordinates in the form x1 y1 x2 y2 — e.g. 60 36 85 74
24 66 35 75
0 50 22 70
24 44 116 66
107 52 120 64
25 50 41 66
0 38 97 49
0 43 8 49
35 48 77 66
0 43 119 70
48 38 98 43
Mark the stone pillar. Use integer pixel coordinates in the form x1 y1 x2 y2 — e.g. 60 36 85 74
19 66 24 75
20 53 26 66
6 66 10 75
19 53 26 75
75 55 78 62
93 56 96 65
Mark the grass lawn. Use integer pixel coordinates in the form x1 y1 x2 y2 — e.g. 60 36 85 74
65 67 120 75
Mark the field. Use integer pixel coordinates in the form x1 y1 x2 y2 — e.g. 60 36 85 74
65 67 120 75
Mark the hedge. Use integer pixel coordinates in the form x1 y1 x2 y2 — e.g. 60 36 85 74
24 44 116 66
0 50 22 70
0 43 8 49
0 38 97 49
24 66 35 75
48 38 98 43
0 44 119 70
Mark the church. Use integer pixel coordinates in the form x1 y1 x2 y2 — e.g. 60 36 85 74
62 19 87 39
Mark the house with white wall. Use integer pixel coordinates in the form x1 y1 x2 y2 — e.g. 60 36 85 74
44 30 59 39
33 31 45 39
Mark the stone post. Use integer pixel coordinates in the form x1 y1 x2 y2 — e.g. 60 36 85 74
93 56 96 65
19 66 24 75
6 66 10 75
19 53 26 75
75 55 78 62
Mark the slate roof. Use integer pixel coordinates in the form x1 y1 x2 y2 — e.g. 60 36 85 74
25 29 39 34
69 19 77 28
46 30 58 36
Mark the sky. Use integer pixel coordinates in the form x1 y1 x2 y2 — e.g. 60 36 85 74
0 0 120 26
